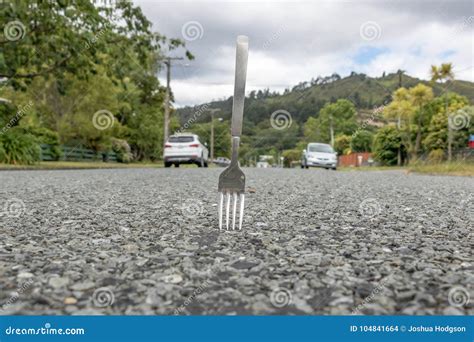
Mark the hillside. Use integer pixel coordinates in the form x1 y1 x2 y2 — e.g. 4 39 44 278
177 72 474 127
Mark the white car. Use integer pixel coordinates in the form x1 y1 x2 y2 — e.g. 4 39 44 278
164 134 209 168
301 143 337 170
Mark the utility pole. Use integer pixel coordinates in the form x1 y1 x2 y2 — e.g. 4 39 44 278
163 56 183 148
329 113 334 147
208 108 220 162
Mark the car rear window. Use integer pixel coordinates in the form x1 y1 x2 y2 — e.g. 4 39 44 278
169 136 194 143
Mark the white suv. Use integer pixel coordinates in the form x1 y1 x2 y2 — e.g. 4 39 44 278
164 134 209 168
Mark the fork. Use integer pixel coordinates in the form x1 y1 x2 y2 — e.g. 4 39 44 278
218 35 249 231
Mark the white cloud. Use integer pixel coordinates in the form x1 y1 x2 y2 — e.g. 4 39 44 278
136 1 474 106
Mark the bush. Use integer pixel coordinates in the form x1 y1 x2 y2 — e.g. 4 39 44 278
373 126 402 166
0 128 40 164
428 149 444 163
28 127 62 160
282 149 301 167
351 130 374 152
111 138 132 163
0 142 6 161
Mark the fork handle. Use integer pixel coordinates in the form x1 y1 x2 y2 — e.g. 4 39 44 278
231 36 249 137
230 136 240 165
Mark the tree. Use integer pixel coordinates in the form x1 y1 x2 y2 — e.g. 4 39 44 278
304 99 357 145
373 126 404 166
423 94 470 153
334 134 351 155
351 130 373 152
430 63 455 160
383 87 414 165
0 1 192 163
408 84 434 158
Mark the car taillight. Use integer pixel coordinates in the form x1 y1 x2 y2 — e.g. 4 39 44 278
189 144 199 147
165 144 172 148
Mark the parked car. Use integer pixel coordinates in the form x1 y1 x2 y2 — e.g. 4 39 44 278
301 143 337 170
164 134 209 167
214 157 231 167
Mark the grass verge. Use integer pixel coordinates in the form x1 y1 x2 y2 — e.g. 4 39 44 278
408 162 474 177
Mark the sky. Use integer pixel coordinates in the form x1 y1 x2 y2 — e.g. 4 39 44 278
134 0 473 107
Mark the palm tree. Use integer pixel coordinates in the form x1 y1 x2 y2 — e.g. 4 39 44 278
409 84 434 159
430 63 455 161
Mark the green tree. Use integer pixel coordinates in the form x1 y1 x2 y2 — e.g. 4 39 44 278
304 99 357 144
351 130 373 152
334 134 351 155
423 94 470 153
383 87 415 165
408 84 434 158
430 63 455 160
373 126 403 166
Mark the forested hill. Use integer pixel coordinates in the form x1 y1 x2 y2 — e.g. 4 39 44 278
177 72 474 126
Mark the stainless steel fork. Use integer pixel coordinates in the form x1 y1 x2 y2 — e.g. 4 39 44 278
218 35 249 230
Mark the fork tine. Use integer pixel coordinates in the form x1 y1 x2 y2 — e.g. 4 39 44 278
239 194 245 230
232 193 237 230
218 192 224 230
225 192 231 230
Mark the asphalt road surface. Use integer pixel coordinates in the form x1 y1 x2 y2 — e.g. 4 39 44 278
0 168 472 315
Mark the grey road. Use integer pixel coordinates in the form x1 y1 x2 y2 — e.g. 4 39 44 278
0 168 472 315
